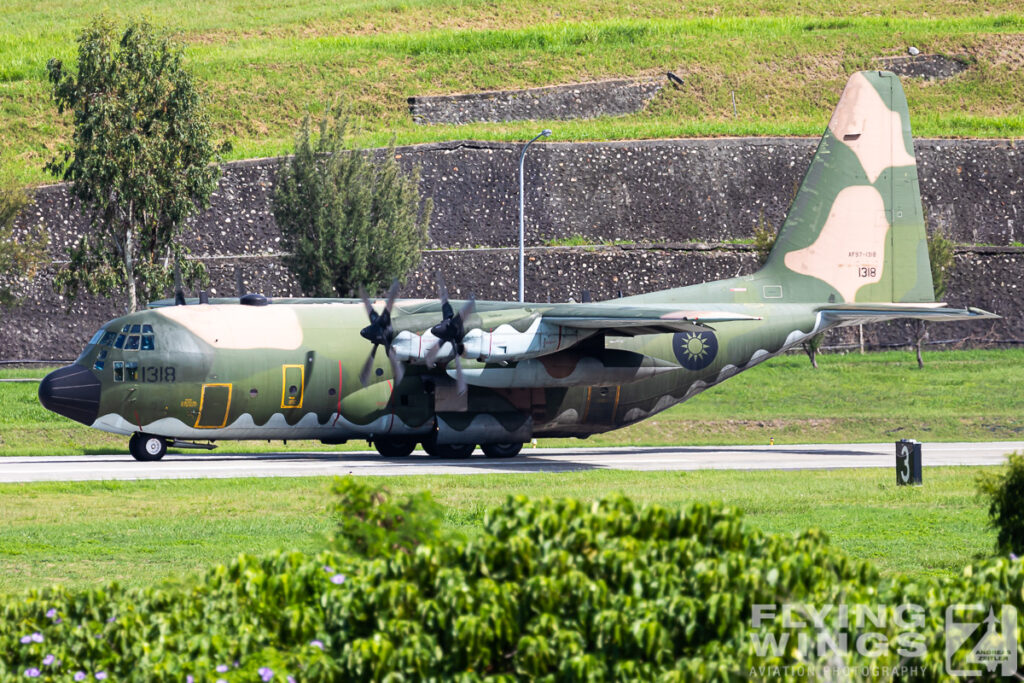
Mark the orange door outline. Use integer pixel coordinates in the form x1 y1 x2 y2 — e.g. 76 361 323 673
281 364 304 409
195 383 232 429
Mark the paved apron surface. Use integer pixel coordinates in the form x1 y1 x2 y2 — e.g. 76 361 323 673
0 441 1020 482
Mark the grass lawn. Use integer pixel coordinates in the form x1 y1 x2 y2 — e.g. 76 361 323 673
2 1 1022 183
0 465 1002 596
3 349 1023 456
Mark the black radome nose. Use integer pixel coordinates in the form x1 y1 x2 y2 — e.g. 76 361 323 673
38 365 101 425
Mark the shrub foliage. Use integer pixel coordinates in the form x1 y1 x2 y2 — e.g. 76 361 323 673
978 452 1024 555
0 478 1020 680
272 106 431 298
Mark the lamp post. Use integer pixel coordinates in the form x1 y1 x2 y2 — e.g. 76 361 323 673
518 129 551 303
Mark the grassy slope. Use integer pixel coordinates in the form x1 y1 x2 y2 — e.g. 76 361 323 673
2 1 1022 183
0 466 999 595
3 349 1022 456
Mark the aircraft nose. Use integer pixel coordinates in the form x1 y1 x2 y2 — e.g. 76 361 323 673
38 364 101 426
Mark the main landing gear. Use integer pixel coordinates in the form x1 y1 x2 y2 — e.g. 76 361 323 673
371 436 524 459
129 432 168 462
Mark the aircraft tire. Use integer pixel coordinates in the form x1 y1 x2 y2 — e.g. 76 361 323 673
373 437 417 458
129 432 167 462
420 435 474 459
481 442 523 458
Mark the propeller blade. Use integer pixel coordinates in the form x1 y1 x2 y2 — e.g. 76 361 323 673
359 344 378 387
388 347 405 386
456 295 475 324
358 286 377 322
384 279 400 314
424 339 445 368
454 354 467 396
436 271 453 319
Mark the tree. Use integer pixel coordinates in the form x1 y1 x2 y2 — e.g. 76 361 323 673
46 17 223 313
0 180 48 310
913 228 955 368
272 106 431 298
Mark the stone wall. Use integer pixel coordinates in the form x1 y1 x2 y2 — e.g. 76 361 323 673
8 137 1023 360
408 78 663 125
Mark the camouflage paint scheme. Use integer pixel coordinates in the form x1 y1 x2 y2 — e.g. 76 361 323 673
40 72 996 456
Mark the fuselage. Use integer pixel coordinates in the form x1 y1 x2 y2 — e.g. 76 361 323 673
40 295 822 446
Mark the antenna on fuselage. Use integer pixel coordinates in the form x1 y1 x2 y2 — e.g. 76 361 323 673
235 267 245 297
173 258 186 306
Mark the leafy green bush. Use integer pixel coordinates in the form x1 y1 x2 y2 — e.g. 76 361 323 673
329 476 443 558
0 478 1020 680
978 452 1024 554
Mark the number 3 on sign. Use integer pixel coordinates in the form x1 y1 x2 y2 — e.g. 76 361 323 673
858 266 877 278
899 444 911 483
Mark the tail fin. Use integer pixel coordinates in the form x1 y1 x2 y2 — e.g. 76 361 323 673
759 71 933 304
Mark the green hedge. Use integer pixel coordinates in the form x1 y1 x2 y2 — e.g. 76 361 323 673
1 481 1020 681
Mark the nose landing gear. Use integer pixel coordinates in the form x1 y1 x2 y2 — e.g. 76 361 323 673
129 432 168 461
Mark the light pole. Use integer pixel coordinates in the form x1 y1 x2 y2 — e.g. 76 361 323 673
519 129 551 303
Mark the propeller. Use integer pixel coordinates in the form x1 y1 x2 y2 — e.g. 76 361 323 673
357 280 405 387
425 272 475 395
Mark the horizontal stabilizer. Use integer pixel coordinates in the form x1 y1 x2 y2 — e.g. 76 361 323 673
819 303 999 327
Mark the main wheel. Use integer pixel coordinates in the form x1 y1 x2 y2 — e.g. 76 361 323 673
481 442 523 458
373 437 417 458
129 432 167 462
420 434 474 459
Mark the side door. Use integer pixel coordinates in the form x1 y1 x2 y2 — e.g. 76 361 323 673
195 383 232 429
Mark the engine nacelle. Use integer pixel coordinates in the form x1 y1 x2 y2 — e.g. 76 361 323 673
390 317 593 366
461 318 591 363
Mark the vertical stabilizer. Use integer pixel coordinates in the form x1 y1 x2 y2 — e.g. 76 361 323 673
760 71 934 304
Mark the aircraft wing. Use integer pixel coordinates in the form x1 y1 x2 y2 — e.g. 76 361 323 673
538 303 762 337
818 303 999 326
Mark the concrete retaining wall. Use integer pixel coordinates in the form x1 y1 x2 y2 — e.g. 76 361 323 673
8 137 1023 360
408 79 663 125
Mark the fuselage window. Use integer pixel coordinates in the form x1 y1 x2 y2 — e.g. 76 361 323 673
140 335 155 351
125 335 140 351
113 361 124 383
93 349 107 372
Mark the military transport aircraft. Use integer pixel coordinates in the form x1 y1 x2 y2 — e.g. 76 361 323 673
39 71 996 461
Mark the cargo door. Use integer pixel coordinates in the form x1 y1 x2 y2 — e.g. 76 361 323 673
582 385 620 426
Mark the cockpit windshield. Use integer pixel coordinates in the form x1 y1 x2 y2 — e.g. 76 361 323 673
88 323 160 372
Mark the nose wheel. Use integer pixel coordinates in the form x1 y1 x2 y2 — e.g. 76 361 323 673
129 432 168 462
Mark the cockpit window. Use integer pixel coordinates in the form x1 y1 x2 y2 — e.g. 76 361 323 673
88 330 104 345
97 323 157 354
